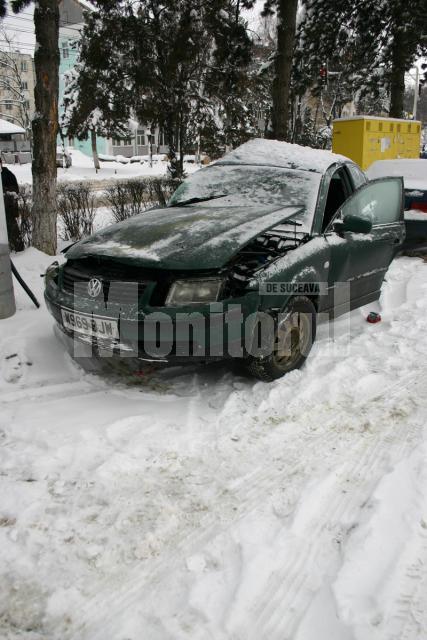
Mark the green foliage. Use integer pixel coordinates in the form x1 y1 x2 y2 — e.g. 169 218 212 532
74 1 258 176
60 6 132 143
295 0 427 118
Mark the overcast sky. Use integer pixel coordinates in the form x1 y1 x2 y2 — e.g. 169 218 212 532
1 4 35 53
0 0 264 55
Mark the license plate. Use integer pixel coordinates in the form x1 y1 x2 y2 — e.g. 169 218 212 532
61 309 119 339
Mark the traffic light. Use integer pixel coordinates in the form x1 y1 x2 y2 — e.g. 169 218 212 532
319 64 328 87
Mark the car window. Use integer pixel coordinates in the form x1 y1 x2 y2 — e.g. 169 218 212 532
321 169 349 232
169 165 322 230
339 179 402 226
347 164 367 190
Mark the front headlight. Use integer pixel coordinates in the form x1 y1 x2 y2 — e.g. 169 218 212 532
165 278 223 306
45 261 59 289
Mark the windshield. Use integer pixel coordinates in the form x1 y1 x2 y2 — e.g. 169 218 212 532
168 164 321 228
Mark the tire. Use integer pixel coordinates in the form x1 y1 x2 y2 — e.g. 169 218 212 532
244 296 317 382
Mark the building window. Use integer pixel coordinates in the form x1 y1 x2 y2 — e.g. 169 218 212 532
62 45 69 59
24 100 30 110
5 100 12 111
20 61 27 72
113 138 133 147
22 81 28 90
68 136 74 146
137 131 145 146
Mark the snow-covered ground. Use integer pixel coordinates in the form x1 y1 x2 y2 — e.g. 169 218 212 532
1 250 427 640
9 149 199 186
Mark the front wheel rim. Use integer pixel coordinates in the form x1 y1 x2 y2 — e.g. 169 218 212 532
273 311 311 370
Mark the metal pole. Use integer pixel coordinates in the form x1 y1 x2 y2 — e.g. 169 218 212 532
0 177 16 319
413 65 419 120
148 128 153 168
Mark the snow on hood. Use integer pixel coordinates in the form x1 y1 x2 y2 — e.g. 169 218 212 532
66 204 304 270
215 138 348 173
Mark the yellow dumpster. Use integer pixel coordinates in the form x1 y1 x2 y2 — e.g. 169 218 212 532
332 116 422 170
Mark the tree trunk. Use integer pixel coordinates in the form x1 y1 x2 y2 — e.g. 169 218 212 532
165 116 180 179
91 129 100 171
389 29 406 118
270 0 298 141
31 0 59 256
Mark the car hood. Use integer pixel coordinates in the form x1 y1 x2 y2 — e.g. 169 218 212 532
66 204 304 270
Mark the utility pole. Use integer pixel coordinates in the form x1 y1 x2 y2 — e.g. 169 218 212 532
0 179 16 319
407 64 420 119
413 65 419 120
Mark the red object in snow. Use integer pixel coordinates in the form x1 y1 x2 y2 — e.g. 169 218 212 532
367 312 381 323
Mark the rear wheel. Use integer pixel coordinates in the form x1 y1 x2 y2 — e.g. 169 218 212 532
244 296 317 382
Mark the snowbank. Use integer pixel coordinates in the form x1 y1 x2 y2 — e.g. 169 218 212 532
0 249 426 639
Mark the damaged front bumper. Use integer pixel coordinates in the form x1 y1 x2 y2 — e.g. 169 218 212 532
44 284 260 363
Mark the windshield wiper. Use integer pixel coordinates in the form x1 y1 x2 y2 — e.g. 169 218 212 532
278 218 303 226
169 193 227 207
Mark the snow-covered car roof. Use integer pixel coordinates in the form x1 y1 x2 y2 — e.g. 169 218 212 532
366 159 427 191
215 138 349 174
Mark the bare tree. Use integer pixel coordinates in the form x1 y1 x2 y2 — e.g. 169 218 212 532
0 26 32 143
0 0 59 256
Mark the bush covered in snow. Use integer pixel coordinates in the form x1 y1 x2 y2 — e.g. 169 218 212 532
17 185 33 249
10 177 183 248
105 177 182 222
57 183 96 241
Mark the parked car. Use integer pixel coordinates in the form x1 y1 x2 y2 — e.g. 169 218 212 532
367 159 427 253
57 147 72 168
45 139 404 381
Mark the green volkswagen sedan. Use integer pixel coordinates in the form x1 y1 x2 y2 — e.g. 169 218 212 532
45 139 405 381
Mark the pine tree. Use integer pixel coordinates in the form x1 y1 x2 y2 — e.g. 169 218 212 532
376 0 427 117
0 0 59 256
60 9 132 171
296 0 427 120
84 0 257 176
205 1 258 149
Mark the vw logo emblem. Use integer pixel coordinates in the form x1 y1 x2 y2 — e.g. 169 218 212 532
87 278 102 298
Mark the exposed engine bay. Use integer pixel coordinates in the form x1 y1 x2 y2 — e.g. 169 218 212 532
227 221 309 291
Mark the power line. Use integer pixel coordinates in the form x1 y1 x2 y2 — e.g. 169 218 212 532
3 14 84 33
2 26 79 38
0 43 35 52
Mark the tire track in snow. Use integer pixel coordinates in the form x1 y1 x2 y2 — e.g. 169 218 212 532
235 417 421 640
381 428 427 640
245 377 427 640
73 373 424 640
72 407 346 638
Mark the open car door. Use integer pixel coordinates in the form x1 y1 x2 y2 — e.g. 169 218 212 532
326 177 404 315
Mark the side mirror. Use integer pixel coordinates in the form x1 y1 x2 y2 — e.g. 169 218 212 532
334 214 372 235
